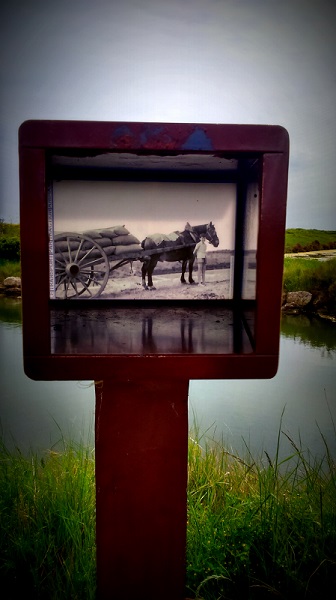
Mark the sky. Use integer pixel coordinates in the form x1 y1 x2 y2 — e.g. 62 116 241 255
1 0 335 229
53 180 237 250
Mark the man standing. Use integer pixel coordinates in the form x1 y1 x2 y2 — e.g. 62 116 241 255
193 234 207 284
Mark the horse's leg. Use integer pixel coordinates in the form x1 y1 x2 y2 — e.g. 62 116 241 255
180 259 187 284
188 255 196 284
141 261 149 289
147 258 158 289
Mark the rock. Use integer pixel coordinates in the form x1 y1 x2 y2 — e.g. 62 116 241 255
1 277 21 297
286 291 312 307
4 277 21 288
282 290 313 315
281 289 335 321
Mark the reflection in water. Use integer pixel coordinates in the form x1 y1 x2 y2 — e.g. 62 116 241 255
0 297 335 458
50 305 254 355
281 314 336 352
0 297 22 325
189 321 336 462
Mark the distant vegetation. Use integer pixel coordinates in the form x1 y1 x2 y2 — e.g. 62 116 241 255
2 223 336 260
285 228 336 253
0 221 21 281
2 222 336 260
0 220 20 261
0 221 20 237
1 223 336 305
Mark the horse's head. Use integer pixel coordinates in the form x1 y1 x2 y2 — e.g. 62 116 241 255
184 222 219 247
205 222 219 247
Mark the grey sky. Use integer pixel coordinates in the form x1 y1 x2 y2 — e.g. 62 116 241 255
1 0 335 228
53 180 237 249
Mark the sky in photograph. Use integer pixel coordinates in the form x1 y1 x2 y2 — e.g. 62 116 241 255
1 0 335 229
53 180 237 250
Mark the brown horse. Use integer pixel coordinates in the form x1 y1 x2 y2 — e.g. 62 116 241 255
141 222 219 289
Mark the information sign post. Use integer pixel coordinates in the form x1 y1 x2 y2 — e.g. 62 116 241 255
19 120 289 599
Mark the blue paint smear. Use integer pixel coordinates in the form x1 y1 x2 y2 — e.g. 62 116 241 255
111 125 133 140
181 129 213 151
140 126 164 145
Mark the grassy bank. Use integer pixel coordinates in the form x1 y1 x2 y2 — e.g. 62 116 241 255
283 257 336 313
1 424 335 599
0 258 21 281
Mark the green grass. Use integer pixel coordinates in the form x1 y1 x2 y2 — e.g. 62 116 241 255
0 436 96 599
285 229 336 253
0 258 21 282
1 421 335 599
187 419 336 599
283 257 336 291
283 257 336 312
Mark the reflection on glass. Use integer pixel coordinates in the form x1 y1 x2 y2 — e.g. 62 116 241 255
242 181 259 300
50 306 255 356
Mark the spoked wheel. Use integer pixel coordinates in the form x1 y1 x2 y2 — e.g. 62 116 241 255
53 233 110 299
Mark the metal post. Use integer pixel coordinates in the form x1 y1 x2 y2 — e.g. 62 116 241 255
95 378 189 600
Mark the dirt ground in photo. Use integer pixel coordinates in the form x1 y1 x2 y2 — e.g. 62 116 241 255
100 267 231 300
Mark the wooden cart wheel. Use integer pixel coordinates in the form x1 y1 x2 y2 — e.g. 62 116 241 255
53 233 110 299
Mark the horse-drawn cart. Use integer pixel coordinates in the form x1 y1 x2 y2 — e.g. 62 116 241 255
52 222 219 299
52 230 189 299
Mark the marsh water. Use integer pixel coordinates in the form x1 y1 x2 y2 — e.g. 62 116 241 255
0 297 335 461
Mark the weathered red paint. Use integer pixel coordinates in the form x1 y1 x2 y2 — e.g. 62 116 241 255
19 120 289 154
19 120 289 381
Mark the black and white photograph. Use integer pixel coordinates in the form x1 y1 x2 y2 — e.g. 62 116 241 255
50 178 248 301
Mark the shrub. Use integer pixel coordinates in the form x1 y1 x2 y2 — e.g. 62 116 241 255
0 221 20 237
0 236 20 260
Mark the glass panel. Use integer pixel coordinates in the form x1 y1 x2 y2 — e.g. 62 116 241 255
242 180 259 300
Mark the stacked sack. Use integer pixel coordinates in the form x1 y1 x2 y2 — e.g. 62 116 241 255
54 225 141 261
82 225 141 256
